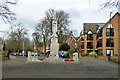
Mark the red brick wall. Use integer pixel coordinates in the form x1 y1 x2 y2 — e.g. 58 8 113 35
67 36 76 49
102 13 119 56
118 14 120 56
79 56 118 59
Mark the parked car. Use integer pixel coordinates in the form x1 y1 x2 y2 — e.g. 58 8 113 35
38 53 40 56
19 53 22 56
21 53 26 56
58 51 69 58
11 53 14 55
58 52 63 57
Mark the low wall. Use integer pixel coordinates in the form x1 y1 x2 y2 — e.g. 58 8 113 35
79 56 118 59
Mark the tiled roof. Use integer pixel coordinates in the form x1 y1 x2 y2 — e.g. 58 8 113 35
83 23 105 34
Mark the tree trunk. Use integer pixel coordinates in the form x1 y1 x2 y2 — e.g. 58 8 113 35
17 50 19 56
43 37 46 56
44 43 46 56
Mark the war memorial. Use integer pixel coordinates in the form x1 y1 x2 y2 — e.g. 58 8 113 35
27 20 79 63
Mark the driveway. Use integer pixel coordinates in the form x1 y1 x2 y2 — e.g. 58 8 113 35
2 58 119 78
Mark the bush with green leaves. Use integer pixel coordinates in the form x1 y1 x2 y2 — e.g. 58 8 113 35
41 52 44 54
98 52 103 56
85 52 89 56
78 51 82 53
59 43 70 51
89 52 96 56
114 54 118 56
82 54 86 57
68 49 75 56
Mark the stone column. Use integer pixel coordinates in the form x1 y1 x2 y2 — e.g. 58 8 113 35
27 52 32 62
73 53 79 62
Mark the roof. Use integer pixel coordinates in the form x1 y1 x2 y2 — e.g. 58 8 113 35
102 12 120 29
66 35 76 42
83 23 105 34
74 37 80 41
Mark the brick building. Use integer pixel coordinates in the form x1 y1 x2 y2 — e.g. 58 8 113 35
79 23 105 54
79 12 120 56
97 12 120 56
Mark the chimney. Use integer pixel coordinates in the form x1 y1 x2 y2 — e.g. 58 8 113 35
69 31 72 36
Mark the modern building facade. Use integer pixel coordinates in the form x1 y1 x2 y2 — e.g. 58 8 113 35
79 12 120 56
97 12 120 56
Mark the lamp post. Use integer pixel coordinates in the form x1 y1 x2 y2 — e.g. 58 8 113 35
108 12 112 61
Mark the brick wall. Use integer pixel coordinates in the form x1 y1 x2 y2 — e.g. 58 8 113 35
102 13 119 56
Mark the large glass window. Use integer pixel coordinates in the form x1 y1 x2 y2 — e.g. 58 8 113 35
106 28 114 36
87 34 93 40
106 49 114 56
87 42 93 49
106 39 114 47
98 49 102 53
97 39 102 48
81 42 84 49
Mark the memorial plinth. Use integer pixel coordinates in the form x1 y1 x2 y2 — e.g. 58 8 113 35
27 20 80 64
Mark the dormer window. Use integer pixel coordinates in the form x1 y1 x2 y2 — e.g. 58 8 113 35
106 24 114 36
87 30 93 40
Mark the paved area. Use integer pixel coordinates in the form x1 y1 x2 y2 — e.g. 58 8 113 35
2 58 119 78
9 55 17 59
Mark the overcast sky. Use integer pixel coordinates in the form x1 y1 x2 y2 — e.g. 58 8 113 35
0 0 118 40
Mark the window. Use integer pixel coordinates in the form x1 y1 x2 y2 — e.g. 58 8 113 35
87 34 93 40
106 49 114 56
87 50 93 53
87 31 93 40
87 42 93 49
106 28 114 36
97 39 102 48
97 29 102 39
81 42 84 49
81 34 84 41
98 49 102 53
106 39 114 47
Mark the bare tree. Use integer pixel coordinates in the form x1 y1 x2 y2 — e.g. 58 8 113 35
0 0 17 23
36 19 50 54
7 23 28 53
45 9 70 41
32 32 42 52
35 9 70 54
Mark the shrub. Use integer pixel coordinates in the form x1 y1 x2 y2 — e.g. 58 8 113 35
68 49 75 56
114 54 118 56
98 52 103 56
85 52 89 56
89 52 95 56
82 54 85 57
41 52 44 54
59 43 70 51
78 51 82 53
